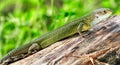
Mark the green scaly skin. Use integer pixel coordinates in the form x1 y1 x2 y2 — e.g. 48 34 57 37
0 8 112 65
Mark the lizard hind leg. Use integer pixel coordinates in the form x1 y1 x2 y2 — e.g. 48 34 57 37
28 43 41 54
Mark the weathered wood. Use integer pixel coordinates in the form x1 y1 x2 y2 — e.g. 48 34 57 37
10 16 120 65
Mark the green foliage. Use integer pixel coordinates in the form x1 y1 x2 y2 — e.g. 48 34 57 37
0 0 120 58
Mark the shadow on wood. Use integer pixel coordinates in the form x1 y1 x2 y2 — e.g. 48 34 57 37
10 16 120 65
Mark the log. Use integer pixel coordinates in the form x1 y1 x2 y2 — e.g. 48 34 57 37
10 16 120 65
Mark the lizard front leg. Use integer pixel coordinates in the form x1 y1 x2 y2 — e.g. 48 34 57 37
77 22 84 36
77 22 91 37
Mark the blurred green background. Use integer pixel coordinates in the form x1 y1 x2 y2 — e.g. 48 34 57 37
0 0 120 58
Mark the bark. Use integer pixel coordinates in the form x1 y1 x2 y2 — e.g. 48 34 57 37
10 16 120 65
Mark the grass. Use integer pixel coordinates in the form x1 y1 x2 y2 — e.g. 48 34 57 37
0 0 120 58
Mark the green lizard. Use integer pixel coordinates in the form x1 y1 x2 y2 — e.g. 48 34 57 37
0 8 112 65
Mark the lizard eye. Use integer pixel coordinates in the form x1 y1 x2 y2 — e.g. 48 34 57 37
103 10 106 14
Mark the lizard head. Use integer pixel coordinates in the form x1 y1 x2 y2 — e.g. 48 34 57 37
92 8 112 25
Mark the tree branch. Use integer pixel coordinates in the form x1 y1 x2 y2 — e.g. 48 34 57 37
10 16 120 65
